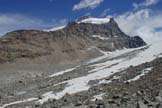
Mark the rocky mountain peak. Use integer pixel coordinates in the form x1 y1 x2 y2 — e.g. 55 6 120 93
109 17 118 26
0 17 146 64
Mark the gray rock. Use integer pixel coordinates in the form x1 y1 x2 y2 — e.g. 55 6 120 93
88 80 99 85
107 99 116 104
155 96 162 103
137 101 148 108
94 99 105 108
158 90 162 97
156 103 162 108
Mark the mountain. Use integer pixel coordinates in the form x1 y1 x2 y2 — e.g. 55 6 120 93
0 18 146 64
1 17 162 108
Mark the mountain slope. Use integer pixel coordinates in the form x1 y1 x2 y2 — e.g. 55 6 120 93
0 39 161 108
0 18 146 64
1 17 158 108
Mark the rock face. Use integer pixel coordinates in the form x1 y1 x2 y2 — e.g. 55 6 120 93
0 18 146 64
128 36 146 48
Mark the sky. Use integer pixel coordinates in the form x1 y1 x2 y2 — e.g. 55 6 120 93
0 0 162 40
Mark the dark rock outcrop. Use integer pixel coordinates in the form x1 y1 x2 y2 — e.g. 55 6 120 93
128 36 146 48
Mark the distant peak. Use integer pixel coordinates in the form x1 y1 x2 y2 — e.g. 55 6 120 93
109 17 116 22
109 17 115 22
108 17 118 26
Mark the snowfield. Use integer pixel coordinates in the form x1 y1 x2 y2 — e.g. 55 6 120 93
38 39 162 104
126 67 153 82
78 17 110 24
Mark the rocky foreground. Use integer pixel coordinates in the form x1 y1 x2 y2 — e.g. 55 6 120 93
40 57 162 108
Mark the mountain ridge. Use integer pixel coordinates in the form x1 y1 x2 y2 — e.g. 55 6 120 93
0 18 146 64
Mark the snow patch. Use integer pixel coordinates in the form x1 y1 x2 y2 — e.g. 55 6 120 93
127 67 153 82
92 35 109 40
78 18 110 24
0 98 38 108
16 91 27 95
44 25 66 32
87 46 144 64
89 59 123 73
49 67 77 77
99 79 112 84
91 93 105 101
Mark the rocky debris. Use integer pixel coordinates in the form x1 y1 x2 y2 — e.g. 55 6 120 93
128 36 146 48
154 90 162 108
137 100 148 108
31 57 162 108
0 52 161 108
155 96 162 103
88 80 100 86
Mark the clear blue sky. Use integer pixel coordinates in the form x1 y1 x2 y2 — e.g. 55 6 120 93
0 0 161 35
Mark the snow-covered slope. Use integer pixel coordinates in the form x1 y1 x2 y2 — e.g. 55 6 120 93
78 17 110 24
1 39 162 108
44 25 66 32
1 39 162 107
37 38 162 103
